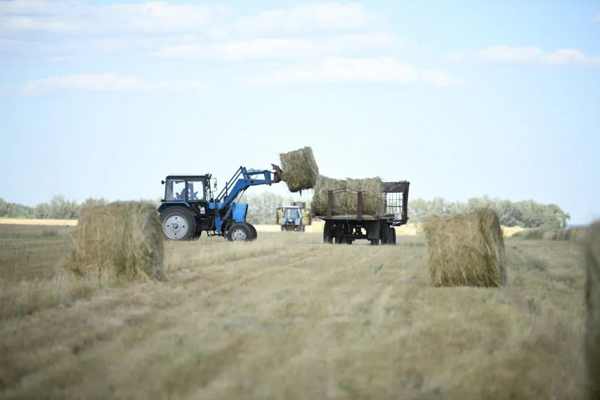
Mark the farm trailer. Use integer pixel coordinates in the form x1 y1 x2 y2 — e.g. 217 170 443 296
321 181 410 245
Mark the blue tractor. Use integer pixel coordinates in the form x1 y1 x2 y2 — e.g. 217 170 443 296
158 165 282 242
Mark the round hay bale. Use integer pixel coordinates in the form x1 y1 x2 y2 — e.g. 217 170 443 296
424 208 507 287
67 201 164 281
311 175 384 216
280 147 319 192
585 222 600 400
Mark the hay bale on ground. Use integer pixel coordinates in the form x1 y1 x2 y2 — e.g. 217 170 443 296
67 201 164 281
311 176 384 216
280 147 319 192
585 222 600 400
424 208 507 287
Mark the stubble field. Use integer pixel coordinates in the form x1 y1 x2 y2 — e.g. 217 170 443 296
0 224 586 399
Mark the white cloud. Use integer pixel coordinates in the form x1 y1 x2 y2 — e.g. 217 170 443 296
544 48 598 66
422 70 464 88
326 32 411 55
0 1 230 34
19 73 206 96
448 45 600 66
254 57 418 85
152 38 317 61
152 33 413 61
251 57 461 87
235 3 380 35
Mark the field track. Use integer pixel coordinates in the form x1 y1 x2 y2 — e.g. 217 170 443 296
0 225 584 399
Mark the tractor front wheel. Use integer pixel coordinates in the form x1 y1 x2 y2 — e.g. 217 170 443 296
226 223 253 242
160 206 196 241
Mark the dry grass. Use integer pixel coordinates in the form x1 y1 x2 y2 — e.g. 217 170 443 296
0 218 78 226
0 224 586 399
513 227 588 241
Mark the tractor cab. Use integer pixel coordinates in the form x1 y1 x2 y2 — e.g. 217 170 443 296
162 175 214 203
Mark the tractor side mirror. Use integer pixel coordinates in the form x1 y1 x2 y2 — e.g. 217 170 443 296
161 180 165 185
211 178 217 190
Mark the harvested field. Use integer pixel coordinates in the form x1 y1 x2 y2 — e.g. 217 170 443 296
0 224 586 399
0 218 78 226
513 227 587 241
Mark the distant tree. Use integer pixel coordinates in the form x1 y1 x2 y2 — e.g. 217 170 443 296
4 202 34 218
0 198 7 217
407 196 569 228
48 195 79 219
34 203 51 219
244 192 294 225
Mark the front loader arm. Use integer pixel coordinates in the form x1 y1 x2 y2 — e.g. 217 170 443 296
211 165 282 234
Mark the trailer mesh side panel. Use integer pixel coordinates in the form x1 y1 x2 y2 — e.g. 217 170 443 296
383 191 404 221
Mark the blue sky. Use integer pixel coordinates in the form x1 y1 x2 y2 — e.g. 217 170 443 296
0 1 599 224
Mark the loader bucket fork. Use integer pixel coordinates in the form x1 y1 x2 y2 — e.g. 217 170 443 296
272 164 283 183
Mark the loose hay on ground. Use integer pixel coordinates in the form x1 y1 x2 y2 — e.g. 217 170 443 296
424 208 507 287
67 201 164 281
280 147 319 192
312 176 384 216
585 222 600 400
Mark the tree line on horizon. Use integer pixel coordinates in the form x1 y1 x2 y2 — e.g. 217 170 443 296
0 194 569 229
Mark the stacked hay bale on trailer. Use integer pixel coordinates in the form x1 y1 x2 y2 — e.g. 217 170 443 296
423 208 507 287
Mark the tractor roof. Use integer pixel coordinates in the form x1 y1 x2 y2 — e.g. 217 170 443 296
165 174 212 180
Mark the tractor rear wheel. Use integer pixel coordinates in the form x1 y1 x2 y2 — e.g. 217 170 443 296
247 223 258 241
226 223 253 242
160 206 196 241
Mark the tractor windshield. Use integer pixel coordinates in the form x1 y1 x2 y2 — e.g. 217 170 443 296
166 179 186 201
187 180 206 201
284 208 301 220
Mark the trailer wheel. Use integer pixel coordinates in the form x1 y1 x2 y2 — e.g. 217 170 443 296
380 224 391 245
247 223 258 240
160 206 196 241
226 223 253 242
390 227 397 244
323 221 333 244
